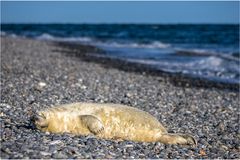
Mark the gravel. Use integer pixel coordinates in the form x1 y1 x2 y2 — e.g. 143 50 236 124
1 36 239 159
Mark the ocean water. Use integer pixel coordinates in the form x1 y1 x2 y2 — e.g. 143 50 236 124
1 24 239 84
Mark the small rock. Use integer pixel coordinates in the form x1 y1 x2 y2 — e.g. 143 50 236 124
221 145 228 150
48 145 57 153
217 122 225 132
125 144 134 148
52 152 68 159
80 85 87 89
0 112 5 117
126 93 132 98
0 103 11 108
38 82 47 87
199 149 207 156
49 140 63 146
40 151 51 156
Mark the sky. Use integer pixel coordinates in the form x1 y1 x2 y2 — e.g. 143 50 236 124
1 1 239 24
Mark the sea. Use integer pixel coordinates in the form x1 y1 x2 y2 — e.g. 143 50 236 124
1 24 239 84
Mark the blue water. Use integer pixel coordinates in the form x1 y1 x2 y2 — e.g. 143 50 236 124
1 24 239 84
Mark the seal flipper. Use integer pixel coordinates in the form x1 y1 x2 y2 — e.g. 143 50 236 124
80 115 104 135
158 133 197 146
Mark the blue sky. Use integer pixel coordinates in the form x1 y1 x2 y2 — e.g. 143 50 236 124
1 1 239 24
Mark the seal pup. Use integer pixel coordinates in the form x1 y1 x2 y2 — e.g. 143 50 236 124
33 102 196 145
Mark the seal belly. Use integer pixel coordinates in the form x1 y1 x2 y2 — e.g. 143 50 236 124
94 105 166 142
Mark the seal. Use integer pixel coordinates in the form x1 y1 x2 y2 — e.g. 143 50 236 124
33 102 196 145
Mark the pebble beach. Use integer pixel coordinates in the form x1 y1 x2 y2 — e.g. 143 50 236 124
1 36 239 159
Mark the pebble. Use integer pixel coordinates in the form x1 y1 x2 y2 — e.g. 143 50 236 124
40 151 52 156
38 82 47 87
52 152 68 159
49 140 63 145
0 103 11 108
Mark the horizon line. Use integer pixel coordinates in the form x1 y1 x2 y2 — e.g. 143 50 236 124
1 22 239 25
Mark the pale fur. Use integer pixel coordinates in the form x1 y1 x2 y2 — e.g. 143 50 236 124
34 102 196 145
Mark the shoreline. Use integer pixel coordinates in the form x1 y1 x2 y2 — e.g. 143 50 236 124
54 41 239 92
1 36 239 159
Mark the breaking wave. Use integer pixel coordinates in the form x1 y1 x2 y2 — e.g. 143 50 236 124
128 56 240 83
36 33 92 43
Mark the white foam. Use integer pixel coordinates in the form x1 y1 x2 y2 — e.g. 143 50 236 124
9 34 17 38
128 56 240 83
138 41 170 49
97 41 170 49
34 33 171 50
36 33 93 43
186 57 224 72
175 48 239 62
0 32 18 38
62 37 92 42
0 31 6 36
36 33 56 40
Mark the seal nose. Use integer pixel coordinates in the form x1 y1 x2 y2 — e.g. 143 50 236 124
30 114 40 123
31 113 48 129
29 115 38 129
30 114 43 128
